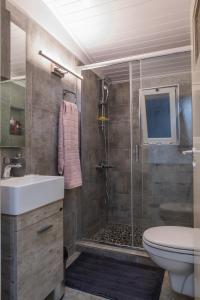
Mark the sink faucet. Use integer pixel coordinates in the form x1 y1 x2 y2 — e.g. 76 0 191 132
2 163 22 179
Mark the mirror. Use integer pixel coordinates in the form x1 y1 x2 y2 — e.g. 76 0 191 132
0 22 26 147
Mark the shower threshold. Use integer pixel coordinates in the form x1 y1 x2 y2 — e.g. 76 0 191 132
89 223 143 248
76 239 150 266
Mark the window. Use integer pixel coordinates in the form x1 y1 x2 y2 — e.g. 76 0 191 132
140 86 178 145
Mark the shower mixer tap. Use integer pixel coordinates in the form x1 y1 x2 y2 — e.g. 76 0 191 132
96 160 113 170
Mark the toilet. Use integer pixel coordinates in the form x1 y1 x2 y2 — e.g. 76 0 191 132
143 226 194 298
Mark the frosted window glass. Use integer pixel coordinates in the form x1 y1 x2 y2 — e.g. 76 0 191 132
145 93 171 138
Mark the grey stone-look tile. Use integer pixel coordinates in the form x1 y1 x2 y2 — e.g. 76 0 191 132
107 72 192 229
109 121 130 149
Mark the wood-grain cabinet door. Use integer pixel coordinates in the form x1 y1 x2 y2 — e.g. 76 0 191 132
17 211 63 300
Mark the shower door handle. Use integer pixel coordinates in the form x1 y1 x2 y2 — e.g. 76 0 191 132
182 148 200 155
135 144 139 162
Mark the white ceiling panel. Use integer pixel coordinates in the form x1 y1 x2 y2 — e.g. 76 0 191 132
42 0 192 64
41 0 192 82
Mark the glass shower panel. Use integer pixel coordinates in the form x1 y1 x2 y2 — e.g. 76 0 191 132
106 63 132 246
81 63 133 247
135 52 193 247
81 52 193 250
130 60 143 248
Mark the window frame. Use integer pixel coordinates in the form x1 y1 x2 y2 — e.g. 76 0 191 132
140 86 178 145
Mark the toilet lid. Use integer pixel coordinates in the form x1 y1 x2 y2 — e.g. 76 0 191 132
143 226 194 252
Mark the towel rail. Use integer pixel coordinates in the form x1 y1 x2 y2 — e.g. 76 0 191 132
38 50 83 80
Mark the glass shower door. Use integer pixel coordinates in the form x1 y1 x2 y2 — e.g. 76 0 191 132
129 60 143 248
81 63 134 248
130 52 193 248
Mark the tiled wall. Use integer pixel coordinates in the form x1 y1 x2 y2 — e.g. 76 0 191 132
108 82 132 224
108 71 193 230
1 4 105 256
81 70 107 239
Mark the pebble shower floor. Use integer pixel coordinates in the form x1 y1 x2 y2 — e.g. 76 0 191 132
91 224 143 248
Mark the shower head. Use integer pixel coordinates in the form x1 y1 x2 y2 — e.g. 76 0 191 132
100 77 111 105
104 77 112 88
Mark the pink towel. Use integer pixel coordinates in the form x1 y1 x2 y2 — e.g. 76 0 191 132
58 100 82 189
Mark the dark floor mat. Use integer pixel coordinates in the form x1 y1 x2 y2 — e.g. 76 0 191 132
65 252 164 300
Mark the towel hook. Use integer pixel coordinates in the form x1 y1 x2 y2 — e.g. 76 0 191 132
63 89 77 104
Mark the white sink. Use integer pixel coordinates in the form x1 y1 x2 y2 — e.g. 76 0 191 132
1 174 64 215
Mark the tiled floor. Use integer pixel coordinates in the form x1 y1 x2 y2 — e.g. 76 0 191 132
160 272 193 300
63 288 105 300
64 272 193 300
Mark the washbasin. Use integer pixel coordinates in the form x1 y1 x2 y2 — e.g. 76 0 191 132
1 174 64 215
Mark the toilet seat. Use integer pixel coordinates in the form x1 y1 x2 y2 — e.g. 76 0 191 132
143 237 193 255
143 226 194 255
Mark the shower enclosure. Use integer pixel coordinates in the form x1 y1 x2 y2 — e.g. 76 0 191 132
81 50 193 249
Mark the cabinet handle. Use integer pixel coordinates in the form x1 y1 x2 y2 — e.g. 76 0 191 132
37 224 53 234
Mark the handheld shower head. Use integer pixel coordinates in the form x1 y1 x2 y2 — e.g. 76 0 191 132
100 77 111 105
104 77 112 88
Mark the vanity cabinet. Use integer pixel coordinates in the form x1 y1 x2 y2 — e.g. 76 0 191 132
2 199 64 300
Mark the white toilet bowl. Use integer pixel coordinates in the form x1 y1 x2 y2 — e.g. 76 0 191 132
143 226 194 298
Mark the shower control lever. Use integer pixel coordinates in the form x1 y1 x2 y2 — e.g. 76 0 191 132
96 161 113 170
